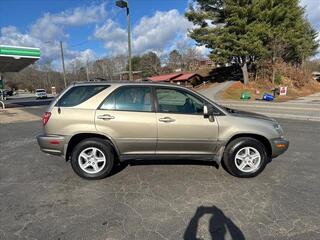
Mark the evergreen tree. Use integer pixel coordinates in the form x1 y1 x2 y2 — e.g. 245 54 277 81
131 56 142 71
186 0 318 84
253 0 318 82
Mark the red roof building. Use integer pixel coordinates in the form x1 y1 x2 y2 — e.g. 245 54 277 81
148 73 203 87
171 73 199 82
148 73 182 82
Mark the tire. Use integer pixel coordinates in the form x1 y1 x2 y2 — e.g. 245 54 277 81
70 138 114 180
222 137 269 178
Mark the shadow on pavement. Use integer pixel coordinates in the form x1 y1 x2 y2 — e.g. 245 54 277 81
184 206 245 240
127 159 219 168
99 159 219 178
109 162 129 177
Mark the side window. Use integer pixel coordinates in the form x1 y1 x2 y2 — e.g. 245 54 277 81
100 86 152 112
57 85 108 107
156 88 204 114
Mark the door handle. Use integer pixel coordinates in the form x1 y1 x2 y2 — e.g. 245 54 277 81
159 117 175 123
97 114 115 120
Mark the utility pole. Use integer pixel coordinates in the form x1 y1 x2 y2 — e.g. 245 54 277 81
116 0 132 81
127 3 132 81
60 41 67 88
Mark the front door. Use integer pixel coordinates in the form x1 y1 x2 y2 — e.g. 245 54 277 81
95 86 157 155
155 87 219 155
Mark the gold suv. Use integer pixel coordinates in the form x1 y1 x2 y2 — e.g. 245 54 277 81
37 82 289 179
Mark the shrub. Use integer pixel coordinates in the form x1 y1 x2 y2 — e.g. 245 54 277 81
274 71 282 85
255 60 313 88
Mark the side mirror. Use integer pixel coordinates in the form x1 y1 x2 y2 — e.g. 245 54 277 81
203 105 208 116
203 105 211 118
204 105 220 120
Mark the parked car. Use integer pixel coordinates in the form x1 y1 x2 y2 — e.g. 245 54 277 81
37 82 289 179
0 89 7 101
35 89 47 99
3 89 14 97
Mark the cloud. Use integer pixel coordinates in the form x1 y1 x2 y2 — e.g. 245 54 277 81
1 3 201 66
0 2 107 66
0 26 41 47
94 9 193 55
300 0 320 29
300 0 320 57
195 45 210 56
133 10 192 53
31 3 107 41
94 19 128 55
68 49 96 64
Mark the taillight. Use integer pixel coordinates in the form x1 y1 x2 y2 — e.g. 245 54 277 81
42 112 51 126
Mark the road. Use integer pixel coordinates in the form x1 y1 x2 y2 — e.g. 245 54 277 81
217 100 320 121
0 107 320 240
199 81 234 101
4 96 53 108
3 85 319 121
199 82 320 121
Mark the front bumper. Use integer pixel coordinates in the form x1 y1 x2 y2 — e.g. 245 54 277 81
36 134 65 156
271 138 289 157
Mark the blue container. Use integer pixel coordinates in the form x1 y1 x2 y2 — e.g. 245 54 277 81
263 93 274 101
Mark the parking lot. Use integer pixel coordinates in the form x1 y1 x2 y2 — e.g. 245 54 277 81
1 107 320 240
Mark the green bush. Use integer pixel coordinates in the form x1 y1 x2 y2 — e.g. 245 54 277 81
275 72 282 85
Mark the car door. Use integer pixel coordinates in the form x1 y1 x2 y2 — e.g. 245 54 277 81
95 86 157 155
155 87 219 155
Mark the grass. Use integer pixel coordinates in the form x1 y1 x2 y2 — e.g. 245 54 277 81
219 80 320 102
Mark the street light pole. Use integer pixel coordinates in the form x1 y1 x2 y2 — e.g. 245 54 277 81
126 3 132 81
60 41 67 87
116 0 132 81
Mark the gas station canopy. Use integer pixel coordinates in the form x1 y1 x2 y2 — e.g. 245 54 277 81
0 45 40 72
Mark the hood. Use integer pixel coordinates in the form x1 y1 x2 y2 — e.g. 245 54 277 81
223 107 275 122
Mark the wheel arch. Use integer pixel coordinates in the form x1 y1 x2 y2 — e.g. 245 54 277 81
225 133 272 158
65 133 120 161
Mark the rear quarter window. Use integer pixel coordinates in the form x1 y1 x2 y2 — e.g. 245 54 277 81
57 85 108 107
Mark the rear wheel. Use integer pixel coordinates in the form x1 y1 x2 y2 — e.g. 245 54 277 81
223 137 269 178
70 138 114 180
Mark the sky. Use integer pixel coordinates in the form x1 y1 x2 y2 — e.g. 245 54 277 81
0 0 319 68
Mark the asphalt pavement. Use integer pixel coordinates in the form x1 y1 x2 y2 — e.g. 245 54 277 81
217 100 320 121
4 96 53 108
199 81 235 101
0 107 320 240
199 83 320 121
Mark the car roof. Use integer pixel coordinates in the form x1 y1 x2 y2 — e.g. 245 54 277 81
71 80 189 88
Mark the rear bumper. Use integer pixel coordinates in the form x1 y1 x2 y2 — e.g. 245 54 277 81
271 138 289 157
36 134 65 156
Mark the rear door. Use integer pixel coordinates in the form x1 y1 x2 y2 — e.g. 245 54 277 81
95 86 157 155
155 87 219 155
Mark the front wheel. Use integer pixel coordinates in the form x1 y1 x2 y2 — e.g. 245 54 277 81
70 138 114 180
222 137 269 178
